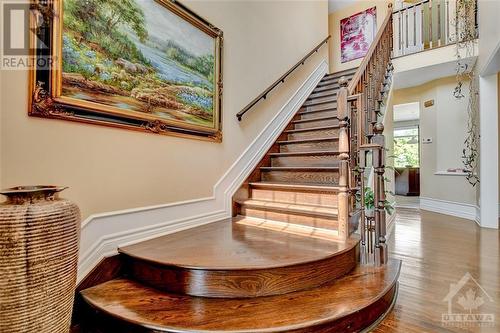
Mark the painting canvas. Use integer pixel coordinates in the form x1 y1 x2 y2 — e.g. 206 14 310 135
29 0 222 141
340 7 377 63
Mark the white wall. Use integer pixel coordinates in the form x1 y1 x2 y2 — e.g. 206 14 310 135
0 1 329 220
391 77 477 209
477 0 500 76
479 74 499 228
477 0 500 228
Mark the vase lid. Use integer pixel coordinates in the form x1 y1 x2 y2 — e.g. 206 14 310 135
1 185 68 196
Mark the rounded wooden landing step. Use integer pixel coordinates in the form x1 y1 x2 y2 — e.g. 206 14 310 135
80 259 401 333
118 219 359 298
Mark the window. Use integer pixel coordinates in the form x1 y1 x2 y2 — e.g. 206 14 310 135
394 127 419 167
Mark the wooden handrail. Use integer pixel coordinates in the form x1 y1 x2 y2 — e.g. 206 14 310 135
348 4 393 95
236 36 331 121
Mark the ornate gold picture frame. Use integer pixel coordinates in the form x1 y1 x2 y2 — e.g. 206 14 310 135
29 0 223 141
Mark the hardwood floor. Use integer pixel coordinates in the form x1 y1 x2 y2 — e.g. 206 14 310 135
375 208 500 333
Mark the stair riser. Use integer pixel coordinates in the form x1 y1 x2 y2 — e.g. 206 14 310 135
299 110 337 120
308 91 337 99
318 79 346 87
313 84 340 93
239 207 339 230
301 102 337 113
303 97 337 107
288 128 339 140
251 188 339 207
271 155 340 167
261 170 340 184
294 119 339 130
319 75 354 86
280 140 339 152
323 74 355 81
122 248 357 299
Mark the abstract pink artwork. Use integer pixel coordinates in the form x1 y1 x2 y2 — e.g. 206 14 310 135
340 7 377 63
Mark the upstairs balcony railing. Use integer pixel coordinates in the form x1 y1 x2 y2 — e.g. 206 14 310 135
392 0 478 57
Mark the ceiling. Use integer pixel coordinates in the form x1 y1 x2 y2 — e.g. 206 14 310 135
328 0 357 13
393 102 420 122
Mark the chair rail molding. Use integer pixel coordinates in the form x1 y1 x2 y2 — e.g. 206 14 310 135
77 59 329 283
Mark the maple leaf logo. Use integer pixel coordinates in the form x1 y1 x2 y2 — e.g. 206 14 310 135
457 288 485 313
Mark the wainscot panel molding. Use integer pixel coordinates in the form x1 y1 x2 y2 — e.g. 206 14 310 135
77 60 329 283
419 197 476 221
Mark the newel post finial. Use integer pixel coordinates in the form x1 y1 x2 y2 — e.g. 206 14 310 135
339 76 348 88
388 2 393 9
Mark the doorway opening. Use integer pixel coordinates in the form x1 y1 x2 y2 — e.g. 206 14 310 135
393 102 420 209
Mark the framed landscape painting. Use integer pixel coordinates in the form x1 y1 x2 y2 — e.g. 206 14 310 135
29 0 223 141
340 7 376 63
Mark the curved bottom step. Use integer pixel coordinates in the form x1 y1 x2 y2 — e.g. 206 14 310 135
80 259 401 333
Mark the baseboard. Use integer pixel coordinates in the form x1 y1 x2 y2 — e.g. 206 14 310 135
77 59 329 283
419 197 476 221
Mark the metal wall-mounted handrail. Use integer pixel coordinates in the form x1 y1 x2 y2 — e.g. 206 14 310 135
236 36 331 121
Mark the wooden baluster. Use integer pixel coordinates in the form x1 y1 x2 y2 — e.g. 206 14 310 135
359 147 367 264
337 77 350 240
367 69 374 141
371 147 381 266
372 123 387 266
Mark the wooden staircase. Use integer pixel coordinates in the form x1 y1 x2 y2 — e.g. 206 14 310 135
74 67 401 333
75 5 399 332
232 68 355 240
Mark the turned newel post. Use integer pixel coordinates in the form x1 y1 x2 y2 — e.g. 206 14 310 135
372 122 388 266
337 77 350 240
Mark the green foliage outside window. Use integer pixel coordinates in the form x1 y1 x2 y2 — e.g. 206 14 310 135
394 137 419 167
393 127 419 167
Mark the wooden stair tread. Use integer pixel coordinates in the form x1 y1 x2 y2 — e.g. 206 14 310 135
319 73 355 83
277 137 339 144
260 166 340 171
308 91 338 99
119 219 356 270
80 259 401 333
297 108 337 116
313 83 341 92
303 96 337 106
284 125 340 133
292 115 337 124
299 104 340 113
235 199 338 217
249 181 341 192
323 68 358 78
269 150 340 156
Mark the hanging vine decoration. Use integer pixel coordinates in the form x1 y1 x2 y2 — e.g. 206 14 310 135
453 0 479 186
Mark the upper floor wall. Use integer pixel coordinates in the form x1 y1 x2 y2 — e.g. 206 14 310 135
328 1 392 73
328 0 480 86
